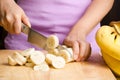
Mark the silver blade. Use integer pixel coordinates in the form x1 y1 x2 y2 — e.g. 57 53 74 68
22 23 47 49
28 29 47 49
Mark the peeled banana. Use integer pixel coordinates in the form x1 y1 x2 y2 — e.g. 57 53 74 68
33 62 50 71
8 56 17 66
21 48 35 58
30 51 45 65
46 35 59 49
45 53 56 65
47 48 59 55
52 56 65 69
8 35 75 71
12 52 27 66
25 62 35 67
59 48 74 63
45 54 65 68
45 35 74 63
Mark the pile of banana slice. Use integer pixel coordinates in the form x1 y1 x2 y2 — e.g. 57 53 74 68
8 35 74 71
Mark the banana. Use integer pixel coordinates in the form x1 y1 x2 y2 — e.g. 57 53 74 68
95 23 120 76
8 56 17 66
7 34 76 70
52 56 65 69
30 51 45 65
25 62 35 67
62 45 67 48
33 62 49 71
59 48 74 63
110 21 120 35
45 53 65 68
21 48 35 58
27 57 32 63
45 53 56 65
47 48 59 55
46 35 59 49
57 45 67 50
101 50 120 76
12 52 27 66
95 25 120 60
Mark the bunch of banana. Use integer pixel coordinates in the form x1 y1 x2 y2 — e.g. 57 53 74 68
95 21 120 76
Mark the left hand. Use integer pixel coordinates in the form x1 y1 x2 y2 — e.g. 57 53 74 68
63 32 91 61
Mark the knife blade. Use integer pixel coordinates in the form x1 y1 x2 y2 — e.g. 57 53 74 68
21 23 47 49
21 23 66 50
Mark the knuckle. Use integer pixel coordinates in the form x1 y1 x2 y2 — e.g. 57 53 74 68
14 14 19 20
6 15 13 23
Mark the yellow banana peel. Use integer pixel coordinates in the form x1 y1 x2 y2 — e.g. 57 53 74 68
101 50 120 76
95 21 120 76
96 25 120 60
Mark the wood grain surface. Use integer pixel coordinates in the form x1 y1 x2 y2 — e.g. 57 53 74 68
0 50 116 80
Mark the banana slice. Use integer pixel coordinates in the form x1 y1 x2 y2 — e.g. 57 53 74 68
59 48 74 63
30 51 45 65
27 57 32 63
57 45 67 50
47 48 59 55
25 62 35 67
21 48 35 58
45 53 56 65
52 56 65 69
46 35 59 49
62 45 67 48
12 52 27 66
8 56 17 66
33 62 49 71
45 53 65 68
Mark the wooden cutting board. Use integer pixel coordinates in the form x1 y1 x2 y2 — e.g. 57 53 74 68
0 50 116 80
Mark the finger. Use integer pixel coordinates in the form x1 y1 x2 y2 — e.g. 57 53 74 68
22 14 31 27
7 22 15 34
13 18 21 34
72 41 79 60
81 44 91 61
76 41 86 61
63 38 72 47
6 18 15 34
77 42 91 61
1 15 14 33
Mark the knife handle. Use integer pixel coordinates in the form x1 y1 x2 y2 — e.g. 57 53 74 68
21 23 30 35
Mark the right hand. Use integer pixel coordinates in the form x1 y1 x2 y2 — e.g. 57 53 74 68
0 0 31 34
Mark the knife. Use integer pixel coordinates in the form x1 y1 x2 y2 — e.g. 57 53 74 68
21 23 66 50
21 23 47 49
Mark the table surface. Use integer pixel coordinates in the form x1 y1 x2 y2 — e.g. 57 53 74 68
0 50 117 80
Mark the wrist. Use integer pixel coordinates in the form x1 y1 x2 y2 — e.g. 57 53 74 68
73 20 94 37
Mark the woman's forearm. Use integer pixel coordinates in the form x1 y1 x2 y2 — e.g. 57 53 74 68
72 0 114 37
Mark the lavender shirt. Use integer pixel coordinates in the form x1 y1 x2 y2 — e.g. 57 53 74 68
5 0 100 52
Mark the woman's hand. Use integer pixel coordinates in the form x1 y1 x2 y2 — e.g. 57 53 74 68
63 30 91 61
64 0 114 61
0 0 31 34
